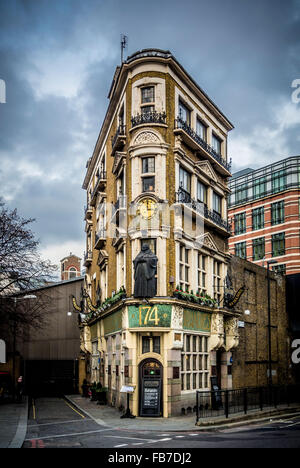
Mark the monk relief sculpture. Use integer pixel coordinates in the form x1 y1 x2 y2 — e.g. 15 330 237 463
133 245 158 298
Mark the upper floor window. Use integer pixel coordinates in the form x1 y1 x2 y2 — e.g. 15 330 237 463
141 105 155 115
272 170 286 193
234 212 246 235
252 207 264 230
141 86 155 104
69 267 77 279
271 201 284 225
213 192 222 215
142 176 155 192
179 167 191 194
142 156 155 174
197 181 208 206
253 237 265 261
213 260 222 303
211 134 222 155
179 245 190 291
196 118 207 141
179 99 191 125
197 253 207 294
272 232 285 257
118 105 124 127
235 241 247 260
236 183 248 204
272 264 286 275
253 176 266 199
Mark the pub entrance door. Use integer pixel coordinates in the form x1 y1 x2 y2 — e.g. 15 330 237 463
139 358 163 417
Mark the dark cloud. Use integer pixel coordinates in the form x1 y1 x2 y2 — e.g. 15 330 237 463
0 0 299 262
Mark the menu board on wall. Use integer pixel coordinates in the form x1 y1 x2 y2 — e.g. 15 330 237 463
143 381 160 408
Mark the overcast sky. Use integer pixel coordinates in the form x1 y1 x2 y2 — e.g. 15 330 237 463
0 0 299 273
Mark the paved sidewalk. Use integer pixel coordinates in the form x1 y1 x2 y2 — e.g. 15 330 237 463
65 394 197 431
65 394 300 432
0 397 28 448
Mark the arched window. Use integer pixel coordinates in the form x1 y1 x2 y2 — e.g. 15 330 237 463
69 267 77 279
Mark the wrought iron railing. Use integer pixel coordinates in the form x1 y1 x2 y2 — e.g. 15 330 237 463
84 250 93 263
196 384 300 422
174 117 231 172
131 111 166 128
176 187 231 233
84 205 92 217
91 171 107 200
111 124 126 149
95 229 106 246
114 195 127 212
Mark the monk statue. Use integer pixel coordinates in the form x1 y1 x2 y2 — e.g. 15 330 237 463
133 245 158 298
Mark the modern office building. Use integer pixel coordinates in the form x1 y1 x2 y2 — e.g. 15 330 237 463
79 48 243 417
228 156 300 275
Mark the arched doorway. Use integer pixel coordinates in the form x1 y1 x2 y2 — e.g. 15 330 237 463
139 358 163 417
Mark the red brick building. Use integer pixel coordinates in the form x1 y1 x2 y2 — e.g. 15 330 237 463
60 253 81 281
228 156 300 275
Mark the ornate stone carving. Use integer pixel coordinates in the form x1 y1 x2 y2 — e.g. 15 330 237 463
112 151 126 175
196 233 219 252
134 131 160 145
209 313 224 351
175 135 183 147
224 317 239 351
172 305 183 329
97 250 108 270
196 161 218 183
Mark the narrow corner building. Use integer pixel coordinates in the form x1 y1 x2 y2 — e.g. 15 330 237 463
79 49 247 417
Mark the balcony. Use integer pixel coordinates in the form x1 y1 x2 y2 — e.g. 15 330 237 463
90 171 107 206
94 228 106 250
175 187 231 234
114 195 127 212
111 195 127 223
83 250 93 267
174 118 231 175
131 111 166 128
111 124 126 156
84 204 93 220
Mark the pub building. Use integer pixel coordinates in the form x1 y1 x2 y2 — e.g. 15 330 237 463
78 49 240 417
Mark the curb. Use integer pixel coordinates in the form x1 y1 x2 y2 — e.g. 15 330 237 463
8 396 29 448
195 407 300 432
65 396 300 433
64 395 110 427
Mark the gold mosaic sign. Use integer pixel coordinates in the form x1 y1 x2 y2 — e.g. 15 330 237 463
128 304 172 328
103 310 122 335
183 308 211 332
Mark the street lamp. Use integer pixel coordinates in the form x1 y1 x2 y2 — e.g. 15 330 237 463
11 294 37 400
267 260 277 388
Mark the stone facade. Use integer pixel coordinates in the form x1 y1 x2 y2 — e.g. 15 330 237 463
80 49 244 417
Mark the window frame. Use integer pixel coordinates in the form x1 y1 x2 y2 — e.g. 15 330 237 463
252 207 265 231
253 237 265 261
141 86 155 104
271 201 285 225
178 99 191 125
179 244 190 291
234 212 246 235
235 241 247 260
272 232 285 257
181 333 210 392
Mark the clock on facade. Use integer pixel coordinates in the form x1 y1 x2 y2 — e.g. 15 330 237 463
137 198 158 220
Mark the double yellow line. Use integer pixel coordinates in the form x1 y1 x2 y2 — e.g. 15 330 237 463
63 399 85 419
32 398 36 420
